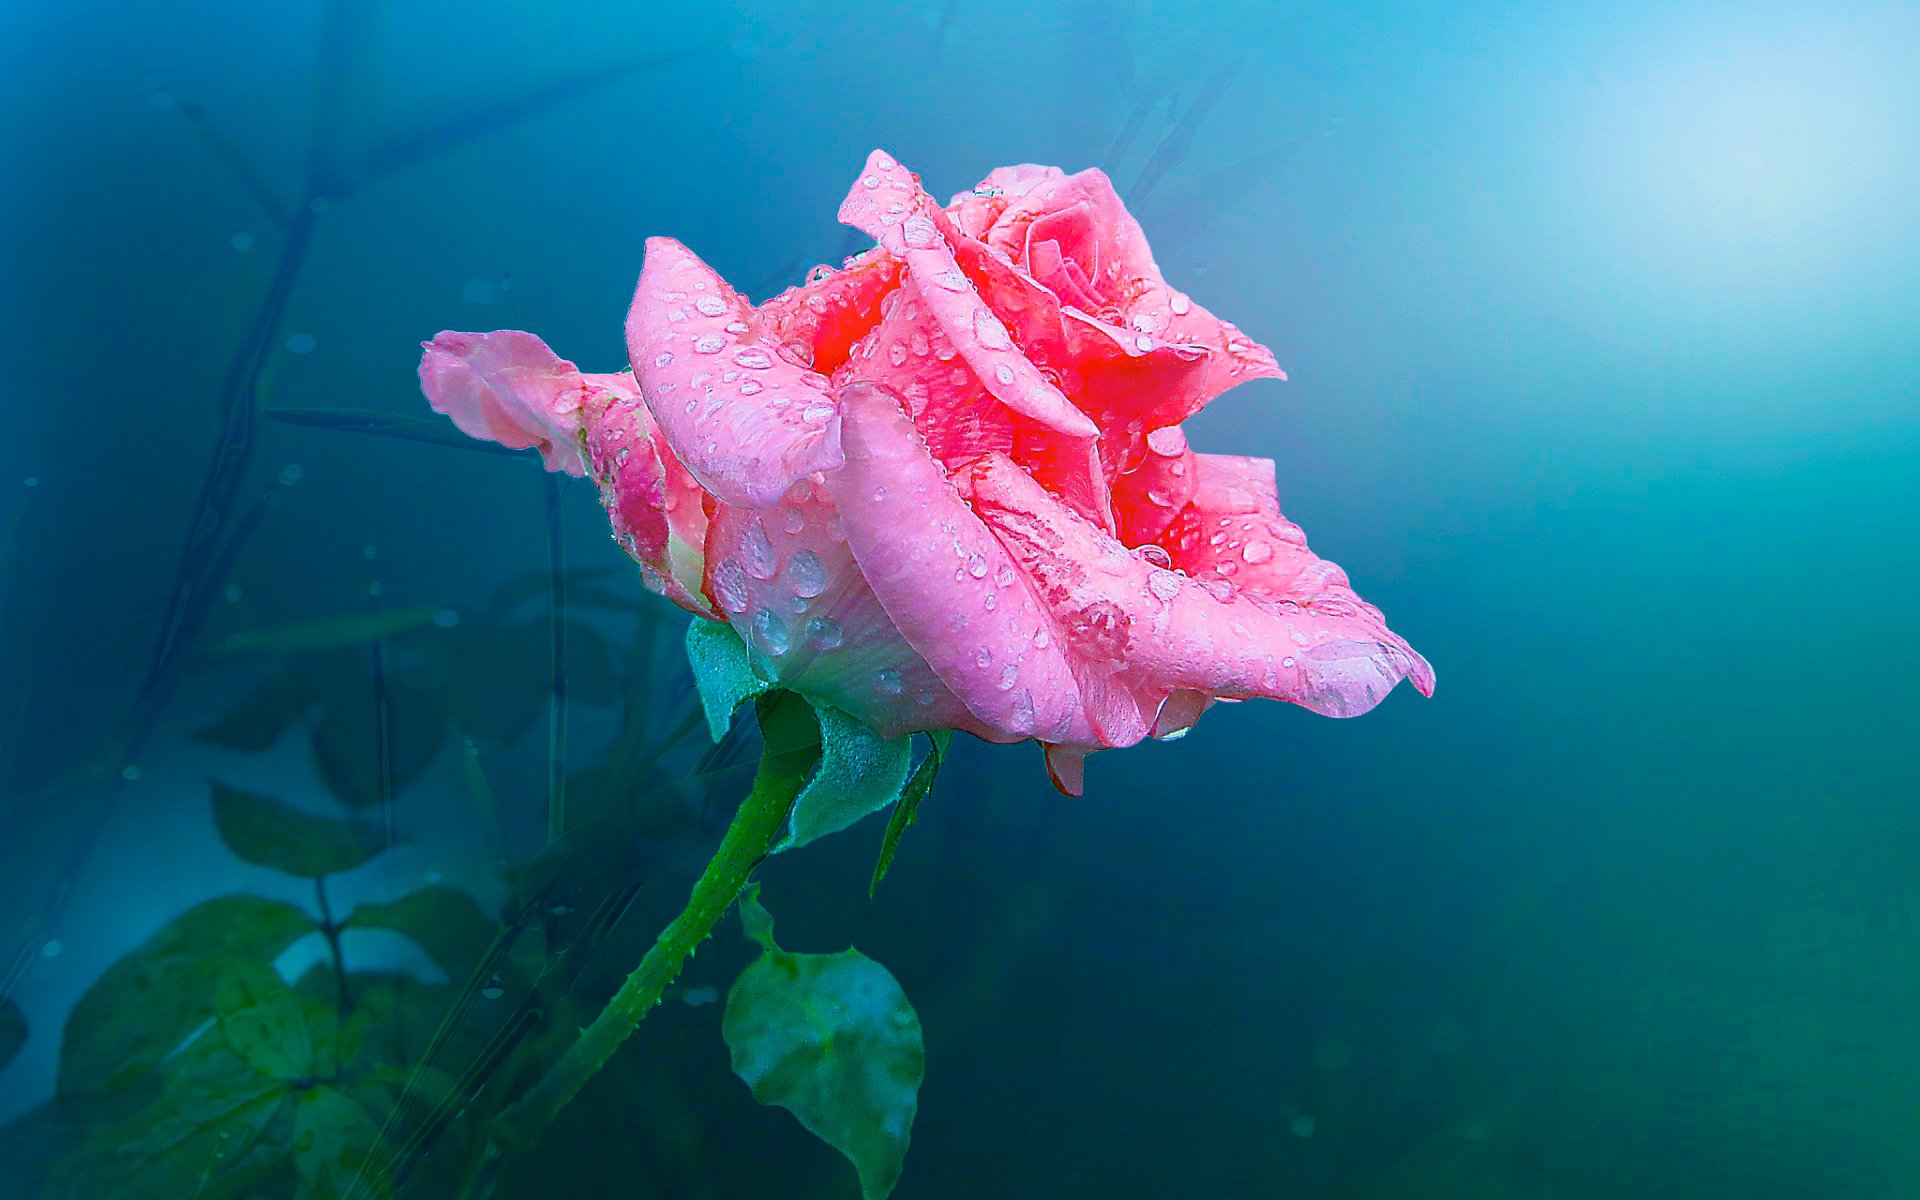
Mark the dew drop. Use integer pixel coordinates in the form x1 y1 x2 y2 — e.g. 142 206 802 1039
753 608 791 655
788 549 828 598
742 524 778 579
805 616 844 649
876 668 904 696
693 335 725 354
713 559 749 612
1242 541 1274 564
695 295 728 317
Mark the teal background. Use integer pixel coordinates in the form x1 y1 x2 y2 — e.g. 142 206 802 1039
4 0 1918 1195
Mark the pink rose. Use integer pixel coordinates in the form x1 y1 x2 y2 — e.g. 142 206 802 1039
420 150 1431 794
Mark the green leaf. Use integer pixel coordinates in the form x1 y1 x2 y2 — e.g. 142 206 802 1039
211 781 392 877
309 685 448 810
723 892 924 1200
216 959 314 1081
344 886 498 982
869 730 954 896
192 673 309 750
59 896 315 1097
0 997 24 1073
779 706 913 854
46 1030 294 1199
291 1084 389 1200
686 620 768 741
210 606 442 657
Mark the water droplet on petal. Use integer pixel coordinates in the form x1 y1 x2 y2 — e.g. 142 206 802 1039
1146 426 1185 456
1242 541 1273 564
787 549 827 598
753 608 790 655
876 668 904 696
742 524 778 579
695 295 727 317
713 560 749 612
903 214 938 247
694 335 725 354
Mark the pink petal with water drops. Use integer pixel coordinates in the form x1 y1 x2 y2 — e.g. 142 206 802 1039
625 237 844 508
755 248 903 377
1111 424 1198 549
418 330 595 475
1156 453 1435 713
825 381 1099 747
979 166 1287 406
699 480 976 739
830 281 1017 470
837 149 1098 442
965 448 1430 734
577 374 713 617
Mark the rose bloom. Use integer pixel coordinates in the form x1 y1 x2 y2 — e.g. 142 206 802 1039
421 150 1431 793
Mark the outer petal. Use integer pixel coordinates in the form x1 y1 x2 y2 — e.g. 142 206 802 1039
578 374 713 616
626 238 844 508
754 248 903 377
965 450 1431 729
1157 454 1433 712
419 330 594 475
698 477 978 738
824 382 1098 746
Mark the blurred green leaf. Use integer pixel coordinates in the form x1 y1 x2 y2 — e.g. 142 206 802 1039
46 1031 294 1199
0 997 24 1073
192 673 307 750
59 896 315 1097
779 706 913 854
345 886 498 982
216 959 313 1081
488 566 638 615
723 886 924 1200
210 606 441 657
309 687 447 810
211 781 392 877
442 617 621 735
686 620 767 741
291 1084 389 1200
870 730 954 896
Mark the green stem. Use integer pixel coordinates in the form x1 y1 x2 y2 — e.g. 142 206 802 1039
486 693 819 1158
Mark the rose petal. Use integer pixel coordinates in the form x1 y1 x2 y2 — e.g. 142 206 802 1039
1111 423 1197 548
825 381 1098 745
965 450 1430 729
1156 454 1434 712
698 479 976 738
755 247 903 377
578 375 713 616
837 149 1099 442
626 237 844 508
419 330 594 475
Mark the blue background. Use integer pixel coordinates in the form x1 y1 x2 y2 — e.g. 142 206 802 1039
3 0 1918 1195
